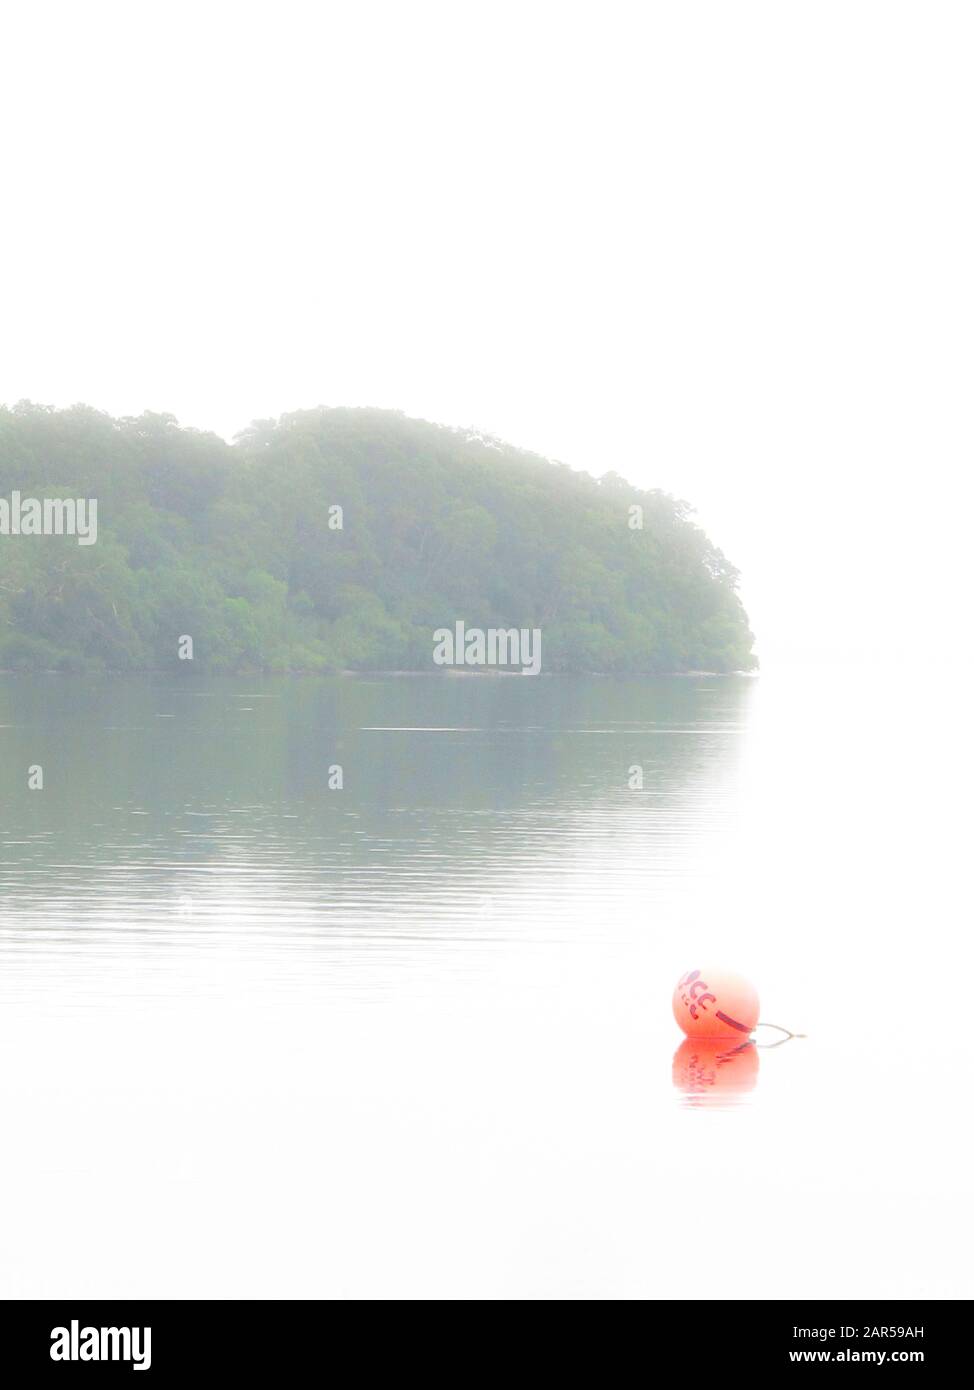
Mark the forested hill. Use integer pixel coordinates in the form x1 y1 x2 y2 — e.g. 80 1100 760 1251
0 403 756 675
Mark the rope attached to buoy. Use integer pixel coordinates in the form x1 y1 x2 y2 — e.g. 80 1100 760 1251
752 1021 807 1048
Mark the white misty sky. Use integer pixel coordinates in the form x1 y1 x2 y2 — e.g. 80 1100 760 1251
2 1 971 665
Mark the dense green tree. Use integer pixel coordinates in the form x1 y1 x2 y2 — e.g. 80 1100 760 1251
0 403 756 674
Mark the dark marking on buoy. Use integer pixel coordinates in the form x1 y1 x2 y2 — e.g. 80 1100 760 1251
715 1009 751 1033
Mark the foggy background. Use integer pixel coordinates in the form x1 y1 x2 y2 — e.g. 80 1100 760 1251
3 0 971 668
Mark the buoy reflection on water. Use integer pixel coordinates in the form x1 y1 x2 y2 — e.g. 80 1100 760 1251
672 1037 759 1107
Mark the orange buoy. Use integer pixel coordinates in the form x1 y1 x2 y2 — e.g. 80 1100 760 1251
672 1037 759 1101
672 967 759 1039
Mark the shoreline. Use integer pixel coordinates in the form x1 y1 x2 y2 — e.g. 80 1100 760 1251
0 665 757 680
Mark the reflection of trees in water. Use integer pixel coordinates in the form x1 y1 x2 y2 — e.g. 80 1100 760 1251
0 674 754 881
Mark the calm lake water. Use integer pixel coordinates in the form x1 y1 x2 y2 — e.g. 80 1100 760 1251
0 670 970 1298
